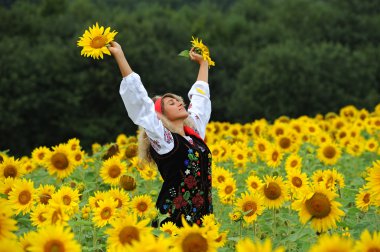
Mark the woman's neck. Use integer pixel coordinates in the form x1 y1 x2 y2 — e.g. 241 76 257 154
171 120 185 136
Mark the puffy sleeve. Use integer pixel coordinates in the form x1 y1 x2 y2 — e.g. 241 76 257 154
119 72 174 154
187 80 211 140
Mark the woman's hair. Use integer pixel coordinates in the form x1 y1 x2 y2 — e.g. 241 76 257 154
138 93 195 163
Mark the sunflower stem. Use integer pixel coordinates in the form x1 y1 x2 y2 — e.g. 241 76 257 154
239 219 243 238
272 208 277 238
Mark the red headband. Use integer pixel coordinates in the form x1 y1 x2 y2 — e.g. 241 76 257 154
154 97 162 114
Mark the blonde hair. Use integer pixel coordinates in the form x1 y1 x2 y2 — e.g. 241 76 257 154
138 93 195 163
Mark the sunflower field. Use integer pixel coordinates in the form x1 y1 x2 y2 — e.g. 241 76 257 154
1 104 380 252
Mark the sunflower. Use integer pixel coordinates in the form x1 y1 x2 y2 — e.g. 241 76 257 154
72 149 86 166
19 231 37 252
286 170 309 198
234 192 264 224
89 191 107 209
312 169 325 185
92 197 118 227
355 188 372 212
45 144 76 179
308 234 353 252
254 138 271 161
119 174 137 191
44 201 70 226
77 22 118 60
30 203 49 227
245 175 263 193
108 187 130 209
0 199 18 240
122 143 138 160
66 138 81 151
36 184 55 205
292 184 345 233
212 166 233 188
317 141 341 166
0 239 23 252
124 233 172 252
265 144 284 168
285 153 303 174
366 138 379 152
130 194 155 218
31 146 50 165
50 185 80 216
355 229 380 252
81 205 91 220
8 178 36 215
28 225 81 252
139 165 158 181
260 176 288 209
172 215 218 252
250 119 268 138
100 156 127 185
346 140 365 157
322 168 345 191
160 221 179 236
232 148 248 171
209 144 224 162
190 36 215 68
0 156 25 179
106 213 152 251
0 177 16 197
217 177 237 204
235 238 284 252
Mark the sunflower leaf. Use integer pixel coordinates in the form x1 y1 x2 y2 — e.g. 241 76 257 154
178 50 190 58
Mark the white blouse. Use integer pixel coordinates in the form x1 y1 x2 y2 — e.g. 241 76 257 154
119 72 211 155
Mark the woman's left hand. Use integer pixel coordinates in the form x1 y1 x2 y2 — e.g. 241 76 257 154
189 47 208 65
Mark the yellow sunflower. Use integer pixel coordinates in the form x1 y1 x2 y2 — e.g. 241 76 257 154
317 141 341 165
0 156 25 179
366 138 379 152
254 137 271 161
45 144 76 179
100 156 127 185
44 201 70 226
0 239 23 252
190 36 215 68
125 233 172 252
19 231 37 252
8 178 36 215
130 194 155 218
31 146 50 166
212 165 233 188
355 188 372 212
0 177 16 197
116 133 128 147
292 184 345 233
36 184 55 205
160 221 179 236
365 161 380 205
260 176 288 209
245 175 263 193
235 238 284 252
89 190 107 209
322 168 345 191
121 143 138 160
308 234 353 252
28 225 81 252
106 213 152 251
50 185 80 216
234 192 264 224
66 138 81 151
108 187 130 209
119 174 137 191
285 153 303 173
286 170 309 198
92 197 118 227
172 215 218 252
77 22 118 59
217 177 237 204
0 199 18 240
30 203 49 227
355 229 380 252
265 144 284 168
209 144 224 162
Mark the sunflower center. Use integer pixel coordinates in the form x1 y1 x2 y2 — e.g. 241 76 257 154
51 153 69 170
18 190 31 205
367 248 380 252
250 182 258 189
4 165 17 178
120 175 136 191
275 128 284 136
258 144 265 152
119 226 140 245
225 185 233 194
44 239 64 252
164 229 173 235
242 201 257 217
212 149 219 156
292 177 302 188
40 193 52 205
115 198 123 208
323 146 336 159
305 193 331 218
108 165 121 178
101 207 112 219
51 210 61 224
279 138 291 149
182 233 208 252
363 193 370 203
38 153 45 160
137 202 148 212
264 182 281 200
90 35 107 49
75 154 82 162
217 176 225 183
62 195 71 205
4 187 12 195
291 160 298 167
38 213 47 223
125 144 138 159
272 151 279 161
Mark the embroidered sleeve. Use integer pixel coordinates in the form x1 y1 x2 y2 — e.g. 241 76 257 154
187 81 211 139
119 72 174 154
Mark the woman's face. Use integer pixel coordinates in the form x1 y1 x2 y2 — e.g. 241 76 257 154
162 97 189 121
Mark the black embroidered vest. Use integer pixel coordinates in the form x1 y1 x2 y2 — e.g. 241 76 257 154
150 133 213 227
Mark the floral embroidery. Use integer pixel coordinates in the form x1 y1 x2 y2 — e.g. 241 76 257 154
184 176 197 189
150 139 161 152
164 128 174 144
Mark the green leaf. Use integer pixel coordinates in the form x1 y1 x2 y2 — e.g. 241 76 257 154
178 50 189 58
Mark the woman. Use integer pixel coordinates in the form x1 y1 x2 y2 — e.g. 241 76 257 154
108 41 212 227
